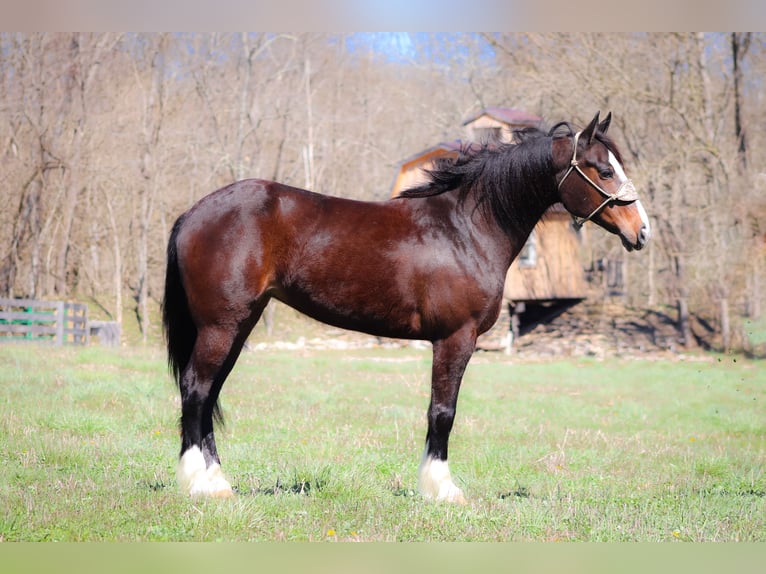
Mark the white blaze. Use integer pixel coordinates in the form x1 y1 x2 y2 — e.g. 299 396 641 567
636 200 651 236
608 150 629 185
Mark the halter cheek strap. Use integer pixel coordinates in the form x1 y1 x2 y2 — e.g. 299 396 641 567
558 131 638 229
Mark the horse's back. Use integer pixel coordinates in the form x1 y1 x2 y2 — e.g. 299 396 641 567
180 179 305 224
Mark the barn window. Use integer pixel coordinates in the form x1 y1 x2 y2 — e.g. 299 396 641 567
518 230 537 267
474 127 502 143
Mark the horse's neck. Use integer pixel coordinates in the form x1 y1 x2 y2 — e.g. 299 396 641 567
444 201 510 278
461 180 557 268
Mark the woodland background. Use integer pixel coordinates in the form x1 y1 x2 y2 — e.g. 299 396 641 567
1 32 765 350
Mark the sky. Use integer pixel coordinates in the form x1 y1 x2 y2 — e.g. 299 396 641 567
344 32 496 66
5 1 765 34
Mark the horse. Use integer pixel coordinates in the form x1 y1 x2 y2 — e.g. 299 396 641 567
162 111 650 503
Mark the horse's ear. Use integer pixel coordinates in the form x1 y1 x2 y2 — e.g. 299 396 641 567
598 112 612 135
582 112 600 145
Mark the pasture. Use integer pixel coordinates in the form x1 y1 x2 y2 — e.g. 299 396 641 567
0 341 763 542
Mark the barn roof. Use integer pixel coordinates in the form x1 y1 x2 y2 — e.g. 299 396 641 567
462 107 542 128
396 140 467 169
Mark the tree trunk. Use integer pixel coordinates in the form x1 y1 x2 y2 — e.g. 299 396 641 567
731 32 751 171
135 33 168 343
104 190 123 328
138 196 150 343
719 297 730 353
647 241 656 307
303 55 315 190
675 249 691 347
746 265 761 320
677 295 691 348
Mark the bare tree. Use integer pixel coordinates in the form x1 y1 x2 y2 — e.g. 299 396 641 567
484 32 766 349
731 32 751 171
1 32 763 351
52 34 112 296
129 33 170 342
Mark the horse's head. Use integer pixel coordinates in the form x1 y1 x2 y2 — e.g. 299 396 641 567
554 112 650 251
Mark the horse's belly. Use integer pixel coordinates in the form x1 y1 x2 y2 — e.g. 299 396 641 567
273 286 425 340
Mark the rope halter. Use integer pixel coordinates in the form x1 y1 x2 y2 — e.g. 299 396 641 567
558 130 638 229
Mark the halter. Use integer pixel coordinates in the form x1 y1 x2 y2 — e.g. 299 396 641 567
558 131 638 229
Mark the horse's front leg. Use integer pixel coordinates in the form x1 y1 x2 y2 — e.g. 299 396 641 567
418 327 476 504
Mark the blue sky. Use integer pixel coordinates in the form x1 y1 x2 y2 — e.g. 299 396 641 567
344 32 495 65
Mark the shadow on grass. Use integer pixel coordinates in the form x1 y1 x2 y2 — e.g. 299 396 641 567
233 471 330 497
499 485 532 500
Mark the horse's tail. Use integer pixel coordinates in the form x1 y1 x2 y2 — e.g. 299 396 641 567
162 213 224 428
162 214 196 392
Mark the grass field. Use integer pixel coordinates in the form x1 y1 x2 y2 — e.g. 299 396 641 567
0 341 763 541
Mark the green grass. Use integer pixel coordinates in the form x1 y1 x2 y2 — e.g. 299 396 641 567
0 343 763 541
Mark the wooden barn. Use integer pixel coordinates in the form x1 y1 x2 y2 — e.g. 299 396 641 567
391 141 466 198
462 106 544 142
390 107 588 350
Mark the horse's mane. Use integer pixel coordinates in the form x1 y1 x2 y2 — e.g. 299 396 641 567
397 121 623 232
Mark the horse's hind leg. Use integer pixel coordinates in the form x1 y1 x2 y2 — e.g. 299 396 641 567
418 329 476 504
177 324 248 498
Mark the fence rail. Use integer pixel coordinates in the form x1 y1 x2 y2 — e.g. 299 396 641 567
0 298 89 345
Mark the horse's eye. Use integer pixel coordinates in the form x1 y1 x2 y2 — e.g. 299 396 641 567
599 169 614 179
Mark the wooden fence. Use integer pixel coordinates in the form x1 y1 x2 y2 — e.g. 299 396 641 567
0 298 89 346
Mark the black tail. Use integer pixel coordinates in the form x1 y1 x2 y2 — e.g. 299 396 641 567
162 213 224 429
162 214 196 391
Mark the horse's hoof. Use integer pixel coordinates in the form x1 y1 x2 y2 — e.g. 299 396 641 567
449 492 467 505
418 452 467 504
210 487 235 499
439 483 467 505
207 463 234 498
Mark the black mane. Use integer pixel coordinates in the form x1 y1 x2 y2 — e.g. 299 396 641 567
397 121 623 233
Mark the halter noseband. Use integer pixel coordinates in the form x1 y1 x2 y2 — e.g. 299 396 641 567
558 130 638 229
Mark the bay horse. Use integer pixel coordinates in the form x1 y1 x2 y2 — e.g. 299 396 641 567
163 112 650 503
